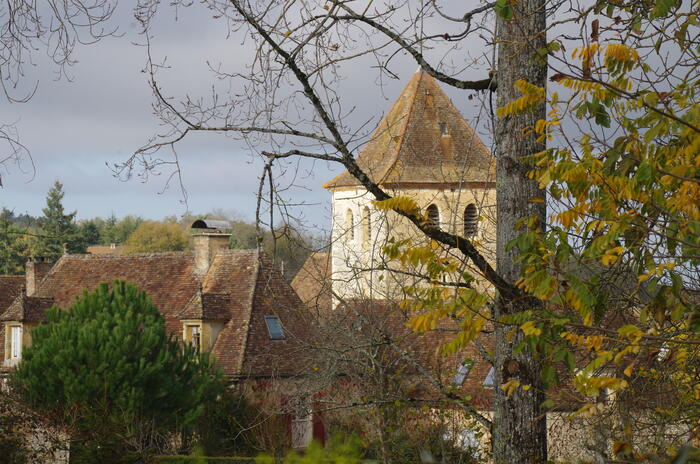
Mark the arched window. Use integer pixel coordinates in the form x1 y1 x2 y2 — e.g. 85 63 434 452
362 206 371 248
345 209 354 241
426 204 440 228
464 204 479 236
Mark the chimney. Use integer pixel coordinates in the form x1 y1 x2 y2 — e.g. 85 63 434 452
190 219 233 276
26 258 54 296
192 233 231 275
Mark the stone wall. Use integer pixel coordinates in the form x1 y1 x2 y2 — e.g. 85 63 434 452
330 186 497 304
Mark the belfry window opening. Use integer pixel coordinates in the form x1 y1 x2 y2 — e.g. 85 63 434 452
345 209 354 241
427 204 440 228
362 207 371 248
464 204 479 236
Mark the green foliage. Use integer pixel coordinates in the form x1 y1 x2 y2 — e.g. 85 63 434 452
78 219 102 246
0 208 30 274
494 0 514 19
152 457 255 463
194 389 260 457
34 181 86 259
255 435 363 464
125 221 190 253
96 214 144 245
11 281 223 461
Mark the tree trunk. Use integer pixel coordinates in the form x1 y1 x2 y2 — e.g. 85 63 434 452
493 0 548 462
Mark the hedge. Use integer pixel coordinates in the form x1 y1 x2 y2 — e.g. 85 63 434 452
152 457 255 463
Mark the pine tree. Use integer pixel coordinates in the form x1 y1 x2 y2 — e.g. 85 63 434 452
11 281 222 461
34 181 85 259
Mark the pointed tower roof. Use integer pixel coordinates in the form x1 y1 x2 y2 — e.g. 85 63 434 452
323 71 495 190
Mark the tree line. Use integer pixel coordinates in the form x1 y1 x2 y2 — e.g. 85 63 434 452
1 181 321 281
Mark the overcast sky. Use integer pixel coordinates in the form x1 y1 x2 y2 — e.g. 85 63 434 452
0 1 494 233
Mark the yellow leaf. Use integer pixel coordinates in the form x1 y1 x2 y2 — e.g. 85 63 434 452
623 364 634 377
612 441 633 456
501 379 521 396
520 321 542 337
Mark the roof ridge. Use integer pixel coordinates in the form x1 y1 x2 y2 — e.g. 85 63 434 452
64 252 193 259
375 71 423 185
322 71 493 190
236 248 262 373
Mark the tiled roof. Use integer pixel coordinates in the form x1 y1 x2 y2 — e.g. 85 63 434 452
0 294 54 322
0 251 305 377
291 252 332 312
178 291 231 321
0 276 24 311
323 71 495 190
0 277 26 357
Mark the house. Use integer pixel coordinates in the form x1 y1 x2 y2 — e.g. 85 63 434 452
0 223 322 457
1 224 309 380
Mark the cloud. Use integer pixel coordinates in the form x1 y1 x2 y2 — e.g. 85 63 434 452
1 1 492 233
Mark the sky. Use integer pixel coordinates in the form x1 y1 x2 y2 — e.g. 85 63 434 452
0 1 495 233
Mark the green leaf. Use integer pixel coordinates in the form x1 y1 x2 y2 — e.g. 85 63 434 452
651 0 678 18
495 0 514 19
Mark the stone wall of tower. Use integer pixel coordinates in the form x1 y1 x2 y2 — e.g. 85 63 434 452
330 185 496 305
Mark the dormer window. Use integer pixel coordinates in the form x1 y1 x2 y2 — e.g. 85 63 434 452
184 324 202 353
4 323 23 367
426 204 440 228
265 315 285 340
10 324 22 360
439 122 448 136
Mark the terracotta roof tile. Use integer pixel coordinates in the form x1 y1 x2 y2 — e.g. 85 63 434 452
291 252 332 312
0 294 54 322
4 251 307 377
240 252 309 376
0 276 25 366
178 291 231 320
323 72 495 190
0 276 24 311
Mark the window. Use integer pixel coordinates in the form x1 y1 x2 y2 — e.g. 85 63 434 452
439 122 448 136
362 206 371 248
426 204 440 228
453 360 473 386
345 209 354 241
264 315 285 340
185 324 201 353
483 366 495 388
464 204 479 237
10 325 22 360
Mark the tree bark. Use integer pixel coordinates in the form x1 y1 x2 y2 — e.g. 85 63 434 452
493 0 548 462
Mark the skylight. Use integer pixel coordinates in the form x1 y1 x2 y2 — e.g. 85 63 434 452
264 315 285 340
483 366 495 388
453 360 473 386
